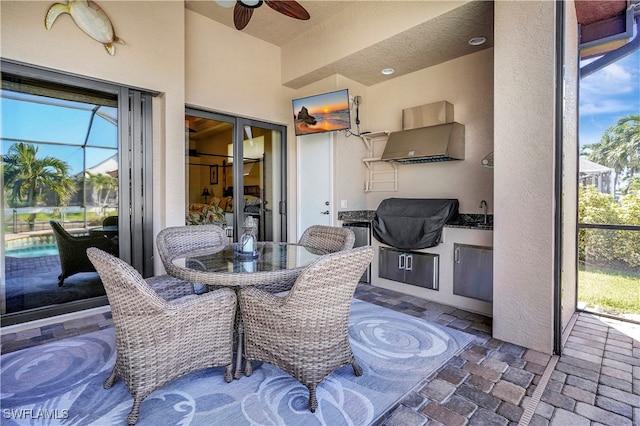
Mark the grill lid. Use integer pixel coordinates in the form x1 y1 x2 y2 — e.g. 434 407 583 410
372 198 459 250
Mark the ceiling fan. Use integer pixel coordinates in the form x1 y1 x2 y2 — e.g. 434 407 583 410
215 0 310 30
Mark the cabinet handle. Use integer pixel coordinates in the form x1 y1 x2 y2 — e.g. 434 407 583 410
454 247 460 264
406 254 413 271
398 253 405 270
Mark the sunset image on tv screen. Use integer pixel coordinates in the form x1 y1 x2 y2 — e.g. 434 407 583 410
292 89 351 136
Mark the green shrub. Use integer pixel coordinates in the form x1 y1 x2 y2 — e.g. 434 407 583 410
579 185 640 271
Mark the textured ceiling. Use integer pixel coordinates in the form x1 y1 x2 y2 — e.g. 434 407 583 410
185 1 494 88
185 1 356 47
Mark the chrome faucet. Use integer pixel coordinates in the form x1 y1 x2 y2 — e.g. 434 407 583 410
479 200 488 225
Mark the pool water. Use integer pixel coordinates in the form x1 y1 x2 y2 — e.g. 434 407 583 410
5 244 59 258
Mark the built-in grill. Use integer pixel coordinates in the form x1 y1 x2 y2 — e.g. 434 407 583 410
373 198 459 291
372 198 459 250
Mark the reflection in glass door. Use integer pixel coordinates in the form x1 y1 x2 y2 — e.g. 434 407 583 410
235 122 283 242
185 109 286 242
1 76 118 318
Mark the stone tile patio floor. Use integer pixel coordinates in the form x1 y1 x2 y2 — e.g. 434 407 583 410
2 283 639 425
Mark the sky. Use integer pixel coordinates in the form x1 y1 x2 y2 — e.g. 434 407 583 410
1 95 117 175
292 89 350 115
579 49 640 149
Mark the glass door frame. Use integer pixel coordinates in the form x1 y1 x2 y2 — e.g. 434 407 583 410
1 59 156 326
185 107 288 242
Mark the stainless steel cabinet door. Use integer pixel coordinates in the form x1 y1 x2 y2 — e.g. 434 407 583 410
379 247 406 283
404 252 439 290
379 247 439 290
453 244 493 302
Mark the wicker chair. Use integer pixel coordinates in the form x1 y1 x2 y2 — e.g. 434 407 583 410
298 225 355 253
255 224 357 294
238 245 374 412
49 220 114 286
102 215 118 227
86 247 237 425
155 224 228 294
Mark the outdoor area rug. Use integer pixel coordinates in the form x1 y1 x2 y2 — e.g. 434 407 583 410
0 299 474 426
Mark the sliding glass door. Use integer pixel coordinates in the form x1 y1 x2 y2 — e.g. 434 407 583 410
185 108 286 242
1 60 154 325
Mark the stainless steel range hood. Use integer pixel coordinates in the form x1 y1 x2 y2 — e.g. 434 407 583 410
381 101 465 164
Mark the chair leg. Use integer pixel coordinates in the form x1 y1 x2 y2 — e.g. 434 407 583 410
127 397 142 425
307 384 318 413
58 274 64 287
103 367 118 389
352 358 363 376
224 364 233 383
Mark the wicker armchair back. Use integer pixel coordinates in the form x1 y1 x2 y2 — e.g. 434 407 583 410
86 247 236 425
156 224 227 278
239 245 374 412
49 220 114 286
298 225 355 253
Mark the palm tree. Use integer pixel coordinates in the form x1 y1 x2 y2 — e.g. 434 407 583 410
615 114 640 190
86 171 117 211
582 114 640 195
2 142 76 230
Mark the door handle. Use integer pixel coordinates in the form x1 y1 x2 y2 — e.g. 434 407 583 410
320 210 330 215
454 247 461 264
398 253 405 270
405 254 413 271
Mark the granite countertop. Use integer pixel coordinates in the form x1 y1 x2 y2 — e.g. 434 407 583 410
338 210 493 230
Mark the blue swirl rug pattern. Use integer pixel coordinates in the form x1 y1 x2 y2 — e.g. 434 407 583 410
1 299 473 425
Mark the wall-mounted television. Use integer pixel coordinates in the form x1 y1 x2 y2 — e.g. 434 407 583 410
292 89 351 136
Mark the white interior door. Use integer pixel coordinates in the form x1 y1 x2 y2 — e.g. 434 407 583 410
297 133 333 238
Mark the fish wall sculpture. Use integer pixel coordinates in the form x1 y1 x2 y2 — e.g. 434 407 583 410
45 0 124 56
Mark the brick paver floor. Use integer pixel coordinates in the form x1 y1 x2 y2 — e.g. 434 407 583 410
2 283 638 425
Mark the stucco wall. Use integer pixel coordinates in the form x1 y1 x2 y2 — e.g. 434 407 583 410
0 2 299 250
184 10 298 239
364 49 494 215
185 10 293 125
2 1 571 353
494 1 557 353
0 0 186 272
292 48 494 219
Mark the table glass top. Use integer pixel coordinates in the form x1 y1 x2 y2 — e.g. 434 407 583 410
171 242 325 274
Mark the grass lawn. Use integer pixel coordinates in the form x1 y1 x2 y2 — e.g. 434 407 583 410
578 266 640 315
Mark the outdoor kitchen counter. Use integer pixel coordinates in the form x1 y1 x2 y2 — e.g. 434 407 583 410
338 210 493 230
339 210 493 316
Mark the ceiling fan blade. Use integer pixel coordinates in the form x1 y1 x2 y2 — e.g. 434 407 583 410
234 3 254 30
264 0 310 20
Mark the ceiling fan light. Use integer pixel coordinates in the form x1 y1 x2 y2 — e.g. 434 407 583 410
240 0 262 8
214 0 235 8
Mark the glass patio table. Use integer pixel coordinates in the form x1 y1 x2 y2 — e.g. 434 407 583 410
170 241 327 378
170 242 325 287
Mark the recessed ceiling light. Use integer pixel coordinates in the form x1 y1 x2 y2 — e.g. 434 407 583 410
381 68 395 76
468 37 487 46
